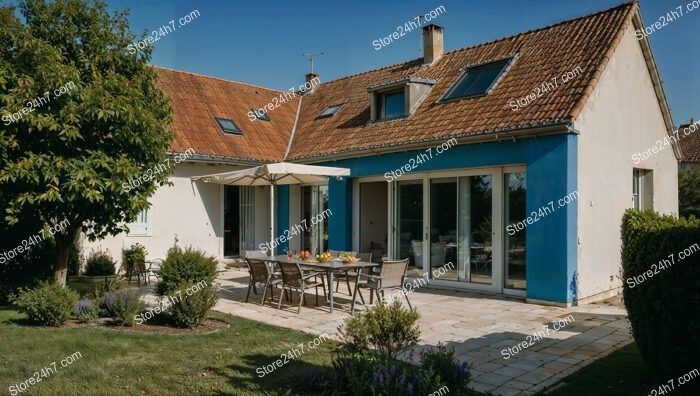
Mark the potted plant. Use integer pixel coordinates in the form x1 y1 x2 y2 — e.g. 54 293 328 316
121 243 147 277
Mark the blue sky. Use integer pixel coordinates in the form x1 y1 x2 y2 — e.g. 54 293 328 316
76 1 700 125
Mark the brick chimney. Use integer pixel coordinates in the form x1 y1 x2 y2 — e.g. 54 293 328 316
423 24 444 65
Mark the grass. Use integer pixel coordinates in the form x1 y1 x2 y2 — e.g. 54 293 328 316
66 280 133 298
0 307 334 395
543 343 698 396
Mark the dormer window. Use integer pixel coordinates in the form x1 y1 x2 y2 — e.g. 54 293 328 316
377 89 405 120
368 78 436 122
441 57 514 101
215 117 243 135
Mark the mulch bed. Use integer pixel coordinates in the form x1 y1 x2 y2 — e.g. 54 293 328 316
62 316 230 335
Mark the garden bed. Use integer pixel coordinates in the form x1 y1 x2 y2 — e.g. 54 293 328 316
63 316 230 335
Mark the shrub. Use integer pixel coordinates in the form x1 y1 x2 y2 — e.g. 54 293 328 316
121 243 147 274
621 209 700 380
420 343 471 393
85 249 116 276
12 282 79 326
156 246 217 295
74 299 99 323
341 299 421 359
168 281 219 328
100 289 144 326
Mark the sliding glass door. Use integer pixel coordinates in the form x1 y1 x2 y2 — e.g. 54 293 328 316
301 185 328 254
395 180 423 273
387 167 523 294
504 172 527 290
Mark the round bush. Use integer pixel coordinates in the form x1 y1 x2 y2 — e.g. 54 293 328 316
12 282 79 326
99 289 145 326
156 246 217 295
74 299 99 323
85 249 116 276
169 281 219 328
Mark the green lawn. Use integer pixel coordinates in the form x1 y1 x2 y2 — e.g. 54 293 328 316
0 307 334 395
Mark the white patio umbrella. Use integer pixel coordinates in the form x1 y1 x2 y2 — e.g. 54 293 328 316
191 162 350 256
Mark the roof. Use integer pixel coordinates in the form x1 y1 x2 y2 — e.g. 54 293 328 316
155 2 643 163
153 66 299 162
679 121 700 163
286 1 638 160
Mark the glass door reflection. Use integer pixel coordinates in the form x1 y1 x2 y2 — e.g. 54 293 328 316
395 180 423 274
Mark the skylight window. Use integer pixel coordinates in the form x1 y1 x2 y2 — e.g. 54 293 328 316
442 58 513 101
215 117 243 135
318 103 345 118
251 108 271 121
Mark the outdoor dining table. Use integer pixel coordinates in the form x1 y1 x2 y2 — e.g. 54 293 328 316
272 255 378 313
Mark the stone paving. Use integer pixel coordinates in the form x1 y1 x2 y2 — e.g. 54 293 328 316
213 267 632 395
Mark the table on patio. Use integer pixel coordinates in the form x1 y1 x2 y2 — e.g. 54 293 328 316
272 255 377 313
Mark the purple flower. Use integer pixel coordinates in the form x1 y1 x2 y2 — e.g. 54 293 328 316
75 300 94 316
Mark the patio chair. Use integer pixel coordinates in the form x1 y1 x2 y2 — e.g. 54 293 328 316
245 258 282 306
277 261 327 314
129 259 149 285
351 258 411 314
146 258 163 284
334 252 372 295
329 250 356 258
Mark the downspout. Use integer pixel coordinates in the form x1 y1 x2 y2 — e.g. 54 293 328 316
284 96 303 161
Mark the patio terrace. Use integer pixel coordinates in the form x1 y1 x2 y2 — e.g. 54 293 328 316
213 267 632 395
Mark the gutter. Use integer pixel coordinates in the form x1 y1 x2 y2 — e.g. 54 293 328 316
292 121 572 164
284 95 303 161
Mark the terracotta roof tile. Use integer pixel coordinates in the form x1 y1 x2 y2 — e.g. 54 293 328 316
679 122 700 163
287 1 637 160
154 67 298 162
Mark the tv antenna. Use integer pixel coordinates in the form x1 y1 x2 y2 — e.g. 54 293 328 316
303 52 324 74
415 14 425 54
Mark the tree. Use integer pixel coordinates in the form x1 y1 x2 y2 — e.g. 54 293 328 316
679 164 700 218
0 0 173 286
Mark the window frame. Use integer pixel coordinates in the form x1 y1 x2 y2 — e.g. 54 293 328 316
317 103 345 119
251 108 271 122
376 88 406 120
215 117 243 135
632 169 653 210
439 56 515 102
127 208 150 236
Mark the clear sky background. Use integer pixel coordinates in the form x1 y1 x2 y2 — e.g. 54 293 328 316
84 1 700 126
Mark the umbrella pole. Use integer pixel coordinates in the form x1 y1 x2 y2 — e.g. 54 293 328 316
270 184 275 257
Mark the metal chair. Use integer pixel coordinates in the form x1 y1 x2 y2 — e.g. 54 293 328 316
130 259 149 285
146 259 163 284
351 258 412 314
277 261 327 313
245 258 282 306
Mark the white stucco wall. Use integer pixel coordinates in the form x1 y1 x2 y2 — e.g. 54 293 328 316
82 162 271 267
574 24 679 302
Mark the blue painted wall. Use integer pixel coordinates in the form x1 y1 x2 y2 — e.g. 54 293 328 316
276 134 578 303
275 185 290 254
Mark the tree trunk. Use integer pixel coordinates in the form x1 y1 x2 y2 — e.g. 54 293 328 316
53 220 81 287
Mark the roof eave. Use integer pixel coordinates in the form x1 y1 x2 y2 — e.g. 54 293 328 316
291 121 573 164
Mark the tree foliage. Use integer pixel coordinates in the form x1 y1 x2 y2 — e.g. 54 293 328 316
679 164 700 218
0 0 173 285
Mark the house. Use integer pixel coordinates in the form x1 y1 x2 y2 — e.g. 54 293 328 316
679 118 700 170
85 1 679 306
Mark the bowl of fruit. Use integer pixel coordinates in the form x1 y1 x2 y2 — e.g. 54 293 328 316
316 252 332 262
340 252 358 263
299 250 311 260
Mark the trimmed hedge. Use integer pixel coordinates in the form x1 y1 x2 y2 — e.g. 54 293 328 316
621 209 700 380
156 246 217 295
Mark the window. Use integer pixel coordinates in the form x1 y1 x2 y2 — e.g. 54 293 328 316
128 209 149 236
442 58 512 101
215 117 243 135
318 103 345 118
633 169 653 210
251 108 270 121
377 89 406 120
